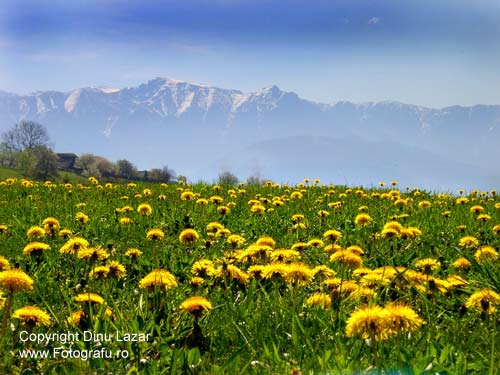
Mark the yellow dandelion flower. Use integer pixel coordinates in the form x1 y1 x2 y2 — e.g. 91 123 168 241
191 260 216 278
74 293 105 305
180 191 195 201
414 258 441 274
256 236 276 248
60 237 89 254
354 213 372 227
270 249 301 263
477 214 491 222
459 236 479 249
474 245 499 264
0 269 34 292
470 205 484 214
190 277 205 287
42 217 60 235
305 292 332 309
206 222 224 233
108 261 126 278
120 217 132 226
282 263 315 286
214 264 249 286
385 303 424 334
330 250 363 269
290 191 303 200
26 226 45 238
12 306 51 327
137 203 153 216
323 229 342 243
453 257 472 270
146 228 165 241
446 274 468 289
23 242 51 256
324 243 342 254
77 246 110 262
307 238 324 248
89 266 110 279
125 248 143 259
465 289 500 315
0 224 8 234
75 212 89 224
227 234 245 248
139 269 178 290
492 224 500 235
312 265 336 279
0 256 10 271
345 305 391 341
179 228 200 245
179 296 212 316
345 245 364 256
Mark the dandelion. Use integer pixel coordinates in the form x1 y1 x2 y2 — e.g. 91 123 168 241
305 292 332 309
355 213 372 227
214 264 249 286
256 236 276 248
323 229 342 243
470 205 484 214
206 222 224 234
0 269 34 293
453 257 472 270
0 225 8 234
270 249 301 262
120 217 132 226
418 200 432 209
77 246 110 262
282 263 315 286
125 248 143 259
227 234 245 249
415 258 441 274
0 256 10 271
492 224 500 235
60 237 89 254
477 214 491 222
179 296 213 316
290 191 303 200
459 236 479 249
474 245 498 264
42 217 59 235
26 226 45 238
137 203 153 216
196 198 209 206
317 210 330 218
180 191 195 201
345 305 390 341
307 238 324 248
74 293 105 305
89 266 110 279
23 242 51 256
139 269 178 290
146 228 165 241
12 306 51 327
330 250 363 269
75 212 89 224
465 289 500 315
385 303 424 334
108 261 126 278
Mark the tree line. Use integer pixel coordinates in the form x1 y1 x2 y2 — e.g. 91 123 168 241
0 120 179 182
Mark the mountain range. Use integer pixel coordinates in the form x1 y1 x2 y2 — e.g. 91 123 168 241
1 77 499 190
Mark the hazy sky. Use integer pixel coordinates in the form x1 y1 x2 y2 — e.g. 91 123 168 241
1 0 499 108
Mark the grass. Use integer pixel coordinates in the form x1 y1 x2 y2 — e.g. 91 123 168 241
0 177 498 374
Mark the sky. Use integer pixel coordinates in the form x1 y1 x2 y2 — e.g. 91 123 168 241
1 0 500 108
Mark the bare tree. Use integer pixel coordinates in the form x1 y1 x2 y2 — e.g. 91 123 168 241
116 159 138 179
1 120 50 152
218 171 239 185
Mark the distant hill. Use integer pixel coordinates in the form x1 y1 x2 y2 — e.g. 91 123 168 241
1 78 499 190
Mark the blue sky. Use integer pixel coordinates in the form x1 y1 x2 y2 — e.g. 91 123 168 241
1 0 499 107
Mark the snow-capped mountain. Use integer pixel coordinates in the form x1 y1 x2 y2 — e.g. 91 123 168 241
0 77 499 189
